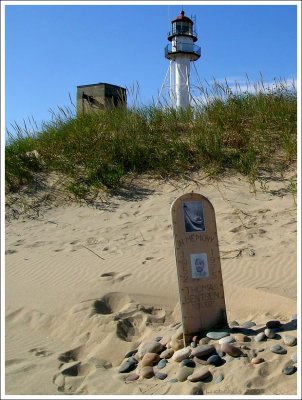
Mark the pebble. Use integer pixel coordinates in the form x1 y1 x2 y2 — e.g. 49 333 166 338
172 347 191 362
155 371 167 380
255 332 266 342
283 335 297 347
219 336 235 345
206 331 229 340
220 343 242 357
191 344 215 359
207 354 222 366
264 328 275 339
140 366 154 379
137 341 163 359
229 320 239 327
251 357 265 364
157 359 167 369
242 321 256 328
118 357 137 373
282 365 296 375
270 345 287 355
160 348 174 359
190 342 197 348
181 359 196 368
266 320 281 329
199 337 211 345
193 357 208 366
154 336 163 342
214 373 224 383
176 366 195 382
124 349 137 358
125 373 139 382
190 385 204 395
233 334 250 342
141 352 160 367
291 354 297 363
187 367 210 382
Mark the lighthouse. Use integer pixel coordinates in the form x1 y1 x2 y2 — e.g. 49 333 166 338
165 10 201 108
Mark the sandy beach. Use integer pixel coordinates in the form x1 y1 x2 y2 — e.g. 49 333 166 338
5 171 298 396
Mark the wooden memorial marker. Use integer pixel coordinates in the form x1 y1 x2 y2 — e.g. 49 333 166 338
171 192 228 345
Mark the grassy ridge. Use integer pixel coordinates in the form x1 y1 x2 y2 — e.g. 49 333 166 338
5 79 297 198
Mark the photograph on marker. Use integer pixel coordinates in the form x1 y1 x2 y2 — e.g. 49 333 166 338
190 253 209 278
183 201 205 232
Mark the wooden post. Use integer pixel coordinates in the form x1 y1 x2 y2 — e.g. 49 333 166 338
171 192 228 345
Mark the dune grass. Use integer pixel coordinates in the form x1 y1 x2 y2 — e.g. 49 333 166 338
5 78 297 198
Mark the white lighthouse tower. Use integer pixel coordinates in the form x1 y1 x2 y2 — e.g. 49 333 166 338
164 10 201 108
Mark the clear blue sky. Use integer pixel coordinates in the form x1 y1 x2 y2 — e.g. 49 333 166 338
3 1 298 138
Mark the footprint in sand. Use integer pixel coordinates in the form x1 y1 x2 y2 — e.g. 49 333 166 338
99 272 132 283
142 256 154 264
28 347 52 357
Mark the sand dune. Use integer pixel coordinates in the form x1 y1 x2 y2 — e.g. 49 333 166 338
5 171 298 395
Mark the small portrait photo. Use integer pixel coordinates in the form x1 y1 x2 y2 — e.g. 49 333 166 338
183 201 205 232
190 253 209 279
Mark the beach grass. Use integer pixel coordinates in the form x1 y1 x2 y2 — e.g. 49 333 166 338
5 78 297 197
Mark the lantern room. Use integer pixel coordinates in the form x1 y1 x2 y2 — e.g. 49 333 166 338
167 10 198 42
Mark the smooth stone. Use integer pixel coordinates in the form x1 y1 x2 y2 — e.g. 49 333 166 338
199 337 211 345
157 359 167 369
282 365 296 375
191 344 215 359
206 331 229 340
266 320 281 329
207 354 222 366
193 357 208 366
242 321 256 328
118 357 137 373
229 320 239 327
220 343 242 357
140 366 154 379
124 349 138 358
155 371 167 380
270 345 287 355
141 352 160 367
160 348 174 359
233 334 250 342
190 385 204 395
291 354 297 363
264 328 275 339
137 341 163 359
176 366 195 382
181 358 196 368
219 336 235 345
255 332 266 342
214 373 224 383
251 357 265 364
155 336 163 342
191 342 197 348
125 373 139 381
283 335 297 346
172 347 191 362
187 367 210 382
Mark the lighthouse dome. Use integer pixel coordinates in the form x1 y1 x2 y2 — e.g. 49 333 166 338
168 10 198 42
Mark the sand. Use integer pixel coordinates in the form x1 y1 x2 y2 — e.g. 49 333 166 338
4 171 299 396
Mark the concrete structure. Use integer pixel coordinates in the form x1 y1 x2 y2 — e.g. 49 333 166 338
165 10 201 108
76 83 127 114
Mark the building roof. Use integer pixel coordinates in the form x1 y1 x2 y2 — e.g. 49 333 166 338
172 10 193 24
